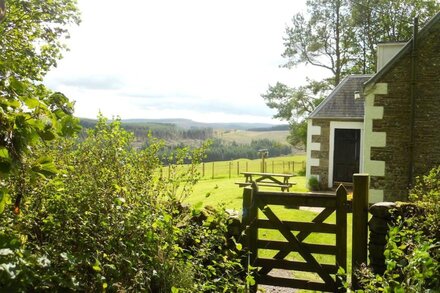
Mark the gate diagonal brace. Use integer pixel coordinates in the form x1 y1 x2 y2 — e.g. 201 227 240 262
258 207 335 275
257 203 336 287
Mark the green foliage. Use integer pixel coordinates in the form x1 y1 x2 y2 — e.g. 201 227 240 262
0 117 245 292
409 165 440 240
194 138 292 162
355 166 440 292
308 176 320 191
0 0 81 212
287 120 308 148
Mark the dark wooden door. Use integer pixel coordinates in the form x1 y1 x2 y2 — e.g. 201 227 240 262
333 129 360 183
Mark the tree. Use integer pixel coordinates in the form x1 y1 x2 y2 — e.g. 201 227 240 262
0 0 80 213
282 0 354 86
262 78 329 147
350 0 440 73
263 0 440 148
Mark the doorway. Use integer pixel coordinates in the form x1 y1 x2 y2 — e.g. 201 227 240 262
333 129 361 183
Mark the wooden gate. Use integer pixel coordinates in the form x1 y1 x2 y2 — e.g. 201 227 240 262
241 183 350 292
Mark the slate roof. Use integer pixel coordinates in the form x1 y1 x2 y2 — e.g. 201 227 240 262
309 75 373 119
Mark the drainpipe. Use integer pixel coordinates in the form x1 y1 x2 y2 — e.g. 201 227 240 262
408 17 418 190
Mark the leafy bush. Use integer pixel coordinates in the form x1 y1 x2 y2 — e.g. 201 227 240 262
308 176 320 191
0 117 244 292
355 167 440 292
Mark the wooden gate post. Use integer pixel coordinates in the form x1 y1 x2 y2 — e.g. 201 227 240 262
351 174 369 289
241 185 258 293
335 184 348 289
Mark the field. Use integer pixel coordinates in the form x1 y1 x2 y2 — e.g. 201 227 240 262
184 155 354 285
216 129 291 145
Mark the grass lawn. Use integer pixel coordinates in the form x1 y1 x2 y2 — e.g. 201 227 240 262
186 174 354 288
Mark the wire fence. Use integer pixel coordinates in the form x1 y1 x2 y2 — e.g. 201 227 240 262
161 159 306 180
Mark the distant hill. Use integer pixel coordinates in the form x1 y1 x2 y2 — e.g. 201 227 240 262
247 125 289 131
121 118 278 130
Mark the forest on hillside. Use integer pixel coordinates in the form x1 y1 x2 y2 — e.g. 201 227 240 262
80 119 293 162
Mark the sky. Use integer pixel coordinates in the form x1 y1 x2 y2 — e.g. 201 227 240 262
45 0 326 124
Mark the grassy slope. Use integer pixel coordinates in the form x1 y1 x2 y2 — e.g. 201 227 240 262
216 129 291 145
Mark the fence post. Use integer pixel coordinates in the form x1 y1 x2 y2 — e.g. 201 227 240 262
292 161 295 173
237 161 240 176
202 163 205 177
336 184 348 289
229 161 232 179
288 161 291 172
352 174 370 290
282 161 285 171
212 162 214 179
241 184 258 293
168 165 171 179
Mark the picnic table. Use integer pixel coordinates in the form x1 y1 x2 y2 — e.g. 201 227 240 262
235 171 296 192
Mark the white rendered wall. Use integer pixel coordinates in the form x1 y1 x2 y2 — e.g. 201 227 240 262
306 119 321 182
363 83 388 202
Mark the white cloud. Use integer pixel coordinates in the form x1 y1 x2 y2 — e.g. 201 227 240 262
45 0 327 123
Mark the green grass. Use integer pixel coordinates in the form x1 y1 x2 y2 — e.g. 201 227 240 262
186 171 354 289
187 176 308 210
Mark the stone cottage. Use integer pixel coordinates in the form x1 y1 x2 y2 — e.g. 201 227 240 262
306 12 440 202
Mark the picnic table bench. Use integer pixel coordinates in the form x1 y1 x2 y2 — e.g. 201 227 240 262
235 171 296 192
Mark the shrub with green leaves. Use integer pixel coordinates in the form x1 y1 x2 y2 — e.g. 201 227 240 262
0 117 244 292
355 167 440 292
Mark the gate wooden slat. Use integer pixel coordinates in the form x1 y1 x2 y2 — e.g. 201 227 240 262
258 207 335 275
256 191 337 207
257 240 337 255
335 185 348 276
255 258 338 273
257 275 335 292
257 202 336 287
257 219 337 233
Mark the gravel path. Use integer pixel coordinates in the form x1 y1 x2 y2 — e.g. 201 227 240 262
258 269 297 293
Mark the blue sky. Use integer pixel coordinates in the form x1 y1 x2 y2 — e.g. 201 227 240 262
45 0 326 123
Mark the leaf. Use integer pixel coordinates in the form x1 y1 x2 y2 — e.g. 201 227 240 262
0 248 14 256
23 97 41 109
0 189 11 214
38 129 56 141
92 260 101 272
31 156 58 177
246 275 255 286
0 148 12 175
0 147 10 160
9 77 26 95
192 201 203 216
